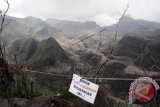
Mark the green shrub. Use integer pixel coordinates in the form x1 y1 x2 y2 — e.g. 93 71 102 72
113 102 127 107
0 74 42 98
40 89 54 96
55 86 74 99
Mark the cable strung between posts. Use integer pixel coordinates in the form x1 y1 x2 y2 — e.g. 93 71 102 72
24 70 160 81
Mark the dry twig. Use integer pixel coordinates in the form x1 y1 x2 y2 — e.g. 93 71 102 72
93 4 129 80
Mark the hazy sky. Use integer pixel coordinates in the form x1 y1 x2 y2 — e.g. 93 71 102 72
0 0 160 26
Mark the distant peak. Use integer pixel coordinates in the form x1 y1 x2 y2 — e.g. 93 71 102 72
25 16 42 21
46 18 97 25
123 16 135 20
46 18 59 21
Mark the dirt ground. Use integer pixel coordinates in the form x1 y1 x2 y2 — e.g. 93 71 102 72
0 96 73 107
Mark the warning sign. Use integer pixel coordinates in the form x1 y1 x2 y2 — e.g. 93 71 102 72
69 74 99 104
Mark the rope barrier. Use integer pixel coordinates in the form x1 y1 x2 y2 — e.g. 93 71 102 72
24 70 160 81
25 70 72 77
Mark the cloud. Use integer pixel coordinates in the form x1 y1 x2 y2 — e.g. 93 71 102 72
1 0 160 26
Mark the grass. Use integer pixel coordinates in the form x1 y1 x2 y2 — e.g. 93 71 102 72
55 86 74 99
113 102 127 107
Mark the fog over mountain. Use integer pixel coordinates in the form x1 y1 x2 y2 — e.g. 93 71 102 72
2 15 160 51
1 15 160 67
46 18 99 35
1 0 160 26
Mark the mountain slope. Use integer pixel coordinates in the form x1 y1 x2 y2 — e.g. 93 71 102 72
29 37 68 66
114 30 160 69
1 16 65 42
10 37 69 68
105 16 160 33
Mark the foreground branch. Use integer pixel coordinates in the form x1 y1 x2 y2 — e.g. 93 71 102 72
93 4 129 79
0 0 10 35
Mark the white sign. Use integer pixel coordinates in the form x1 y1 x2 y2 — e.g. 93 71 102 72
69 74 99 104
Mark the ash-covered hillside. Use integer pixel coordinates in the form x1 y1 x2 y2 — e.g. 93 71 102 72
115 30 160 70
9 37 69 68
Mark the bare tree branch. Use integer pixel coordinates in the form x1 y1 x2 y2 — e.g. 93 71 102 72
93 4 129 79
71 28 105 46
95 28 105 53
0 0 10 35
